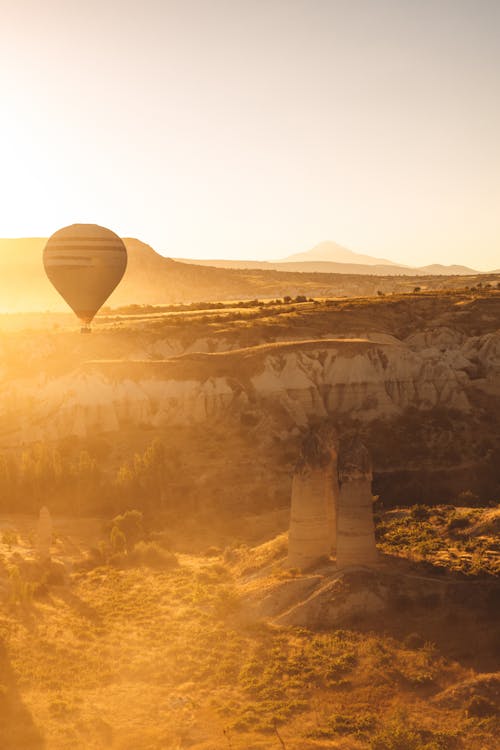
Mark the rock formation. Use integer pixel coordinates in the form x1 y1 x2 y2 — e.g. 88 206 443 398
287 425 339 569
36 506 52 562
336 437 378 569
1 336 473 445
287 430 379 570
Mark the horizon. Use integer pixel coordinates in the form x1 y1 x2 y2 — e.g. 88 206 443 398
0 234 496 271
1 1 499 271
0 2 498 744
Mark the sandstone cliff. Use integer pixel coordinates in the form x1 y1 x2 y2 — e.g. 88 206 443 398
0 338 472 445
0 291 497 504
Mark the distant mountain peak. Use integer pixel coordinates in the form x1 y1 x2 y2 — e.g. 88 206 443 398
281 240 404 267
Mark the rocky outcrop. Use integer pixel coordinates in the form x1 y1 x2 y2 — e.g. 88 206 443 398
0 338 472 446
287 431 378 571
251 342 469 423
274 572 386 627
406 327 500 383
336 438 378 569
287 427 339 569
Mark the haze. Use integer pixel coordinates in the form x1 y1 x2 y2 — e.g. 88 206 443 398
1 0 499 269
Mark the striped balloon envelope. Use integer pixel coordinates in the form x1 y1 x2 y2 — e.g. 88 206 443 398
43 224 127 332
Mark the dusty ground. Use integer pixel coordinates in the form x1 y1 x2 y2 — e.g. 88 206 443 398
0 509 498 750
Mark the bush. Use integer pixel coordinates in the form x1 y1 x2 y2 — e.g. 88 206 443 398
130 541 178 569
309 712 376 738
1 530 18 547
446 515 470 533
371 723 421 750
8 565 34 606
371 716 458 750
466 695 497 718
410 505 430 521
403 632 425 649
111 510 144 551
456 490 480 507
110 525 126 554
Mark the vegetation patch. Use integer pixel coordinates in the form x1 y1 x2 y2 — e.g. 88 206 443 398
376 505 500 576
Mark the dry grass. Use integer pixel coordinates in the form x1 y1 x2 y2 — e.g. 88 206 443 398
376 505 500 577
0 513 498 749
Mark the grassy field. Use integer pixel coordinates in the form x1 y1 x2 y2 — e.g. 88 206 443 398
376 505 500 577
0 506 498 750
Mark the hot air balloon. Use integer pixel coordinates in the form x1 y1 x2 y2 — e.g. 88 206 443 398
43 224 127 332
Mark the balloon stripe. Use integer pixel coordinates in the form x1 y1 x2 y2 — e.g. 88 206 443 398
43 223 128 327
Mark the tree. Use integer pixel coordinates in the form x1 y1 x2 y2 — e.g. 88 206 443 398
110 525 127 554
112 510 144 551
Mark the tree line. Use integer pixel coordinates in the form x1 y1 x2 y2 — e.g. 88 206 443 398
0 438 180 518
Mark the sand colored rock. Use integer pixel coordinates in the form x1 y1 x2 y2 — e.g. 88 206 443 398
336 437 378 569
36 506 52 562
287 426 339 569
2 337 473 445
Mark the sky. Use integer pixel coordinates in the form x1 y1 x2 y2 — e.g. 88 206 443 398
0 0 499 270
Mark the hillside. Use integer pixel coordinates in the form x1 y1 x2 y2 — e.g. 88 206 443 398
281 240 403 266
174 257 480 276
175 239 479 276
0 288 498 750
0 289 499 510
0 237 493 313
0 504 498 749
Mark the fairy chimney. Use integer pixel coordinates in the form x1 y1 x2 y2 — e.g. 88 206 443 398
287 425 339 569
336 437 378 569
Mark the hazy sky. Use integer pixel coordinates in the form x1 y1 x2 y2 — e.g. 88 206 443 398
1 0 499 269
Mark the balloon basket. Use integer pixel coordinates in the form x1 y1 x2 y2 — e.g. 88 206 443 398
80 326 92 334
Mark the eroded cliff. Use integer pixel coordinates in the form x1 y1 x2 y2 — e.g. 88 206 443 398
0 291 498 506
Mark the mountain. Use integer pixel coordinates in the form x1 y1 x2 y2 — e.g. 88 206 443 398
281 240 403 266
175 257 480 276
175 240 479 276
0 236 494 313
416 264 480 275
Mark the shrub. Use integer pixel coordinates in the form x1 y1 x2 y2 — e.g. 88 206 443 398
8 565 34 606
308 712 376 738
371 722 421 750
371 716 458 750
1 530 18 547
410 505 430 521
466 695 497 718
111 510 144 551
403 632 425 649
446 515 470 533
110 525 126 554
130 541 178 569
456 490 480 507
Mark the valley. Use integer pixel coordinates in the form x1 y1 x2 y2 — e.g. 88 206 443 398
0 287 498 749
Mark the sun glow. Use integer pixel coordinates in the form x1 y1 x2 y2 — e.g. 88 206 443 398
0 1 499 268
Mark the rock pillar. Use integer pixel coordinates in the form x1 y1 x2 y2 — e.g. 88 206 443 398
288 425 339 569
336 437 378 569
